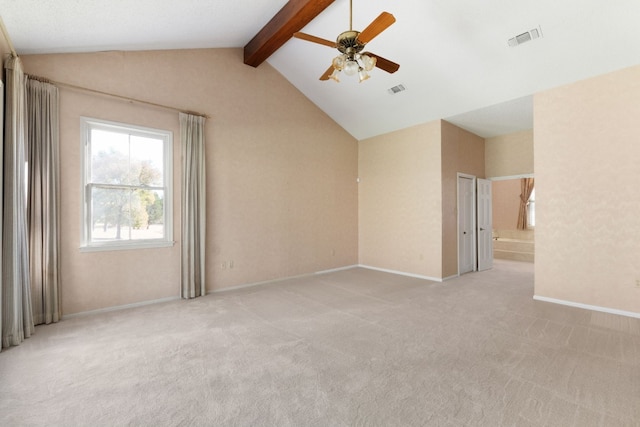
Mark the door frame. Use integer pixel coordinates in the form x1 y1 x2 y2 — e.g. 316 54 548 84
457 173 477 276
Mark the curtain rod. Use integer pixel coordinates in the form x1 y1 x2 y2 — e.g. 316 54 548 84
27 74 210 119
0 15 207 118
0 16 18 57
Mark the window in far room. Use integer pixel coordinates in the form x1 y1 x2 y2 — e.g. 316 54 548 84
80 117 173 251
527 187 535 228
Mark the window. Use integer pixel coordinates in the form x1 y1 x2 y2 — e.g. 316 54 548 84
527 187 535 228
81 117 172 251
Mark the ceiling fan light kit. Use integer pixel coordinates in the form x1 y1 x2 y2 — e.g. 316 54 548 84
293 0 399 83
332 30 376 82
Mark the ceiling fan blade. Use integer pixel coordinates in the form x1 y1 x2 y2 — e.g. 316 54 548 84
319 65 335 81
363 52 400 74
293 32 336 48
357 12 396 44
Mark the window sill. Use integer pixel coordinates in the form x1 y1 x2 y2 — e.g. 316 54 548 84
80 240 175 253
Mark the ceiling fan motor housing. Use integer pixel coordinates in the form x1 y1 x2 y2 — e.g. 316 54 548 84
337 30 365 57
291 9 398 81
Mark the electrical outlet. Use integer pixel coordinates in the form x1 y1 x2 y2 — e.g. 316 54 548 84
636 279 640 288
229 261 234 269
221 262 227 270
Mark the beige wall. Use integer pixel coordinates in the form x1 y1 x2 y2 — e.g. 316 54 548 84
358 121 443 278
485 129 533 178
485 130 532 238
21 49 358 315
492 179 521 231
535 64 640 314
441 121 485 278
358 120 484 280
9 27 640 319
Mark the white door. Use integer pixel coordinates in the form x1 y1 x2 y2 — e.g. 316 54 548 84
458 176 475 274
477 179 493 271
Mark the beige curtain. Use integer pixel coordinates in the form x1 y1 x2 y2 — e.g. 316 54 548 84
180 113 206 299
2 56 35 349
517 177 535 230
26 78 61 325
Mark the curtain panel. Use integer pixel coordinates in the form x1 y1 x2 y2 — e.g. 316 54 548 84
517 178 535 230
2 56 35 349
180 113 206 299
26 78 61 325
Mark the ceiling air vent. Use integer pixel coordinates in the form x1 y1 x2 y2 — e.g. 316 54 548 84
388 84 406 95
508 26 542 47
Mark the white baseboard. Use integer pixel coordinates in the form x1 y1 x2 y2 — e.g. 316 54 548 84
62 264 439 318
210 264 360 294
358 265 444 282
62 296 181 319
315 265 359 275
62 265 360 317
533 295 640 319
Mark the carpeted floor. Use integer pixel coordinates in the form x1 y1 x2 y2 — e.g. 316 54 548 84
1 259 639 426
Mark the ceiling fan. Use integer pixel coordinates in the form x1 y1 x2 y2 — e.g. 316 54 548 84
293 0 399 82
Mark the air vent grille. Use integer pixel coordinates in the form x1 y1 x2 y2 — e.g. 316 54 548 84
388 84 406 94
508 26 542 47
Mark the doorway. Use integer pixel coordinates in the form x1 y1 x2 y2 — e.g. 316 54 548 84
491 176 535 263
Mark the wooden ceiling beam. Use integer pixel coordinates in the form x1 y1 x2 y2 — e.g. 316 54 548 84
244 0 336 67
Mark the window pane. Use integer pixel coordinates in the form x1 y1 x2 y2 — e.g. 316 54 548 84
528 188 535 227
130 189 165 240
91 187 166 242
130 135 164 186
91 129 131 184
91 187 133 241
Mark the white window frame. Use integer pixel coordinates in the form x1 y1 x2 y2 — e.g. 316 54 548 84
80 117 173 252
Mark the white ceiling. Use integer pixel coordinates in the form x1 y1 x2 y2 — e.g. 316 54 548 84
2 0 640 140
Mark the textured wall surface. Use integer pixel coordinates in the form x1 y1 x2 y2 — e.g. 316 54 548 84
492 179 521 231
358 120 484 280
485 129 533 178
535 64 640 314
441 121 485 278
22 46 639 317
22 49 358 315
358 122 443 278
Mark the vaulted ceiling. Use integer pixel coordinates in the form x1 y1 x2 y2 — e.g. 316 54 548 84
2 0 639 140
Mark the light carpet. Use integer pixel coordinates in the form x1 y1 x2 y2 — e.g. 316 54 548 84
1 260 639 426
